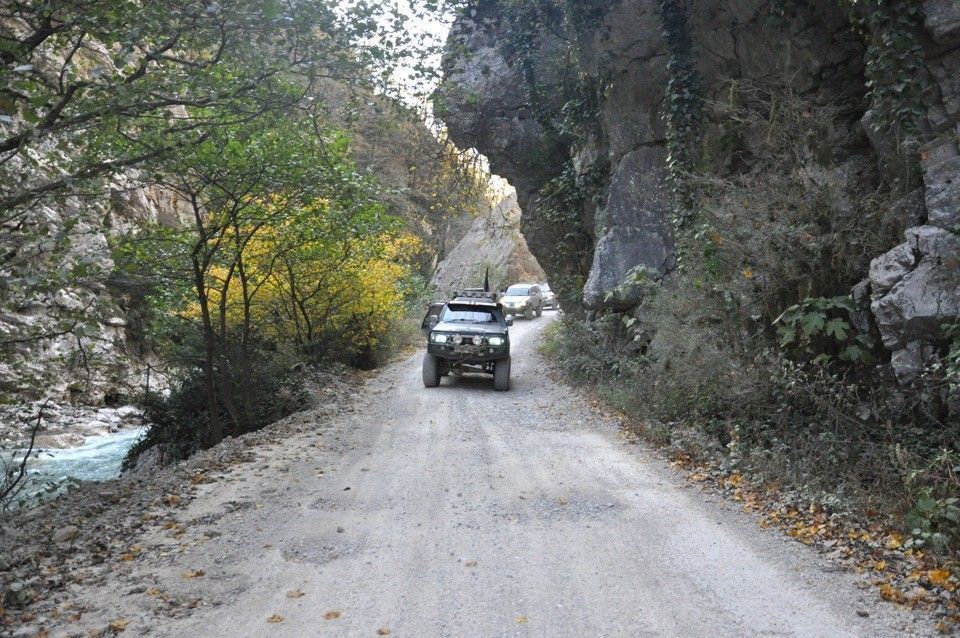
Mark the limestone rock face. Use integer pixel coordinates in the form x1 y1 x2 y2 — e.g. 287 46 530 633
870 137 960 382
865 0 960 380
437 0 576 280
583 147 672 309
439 0 862 311
925 0 960 44
0 176 189 405
440 0 960 383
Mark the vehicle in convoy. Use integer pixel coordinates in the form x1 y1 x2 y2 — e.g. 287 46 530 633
499 283 544 320
422 291 513 391
540 283 558 310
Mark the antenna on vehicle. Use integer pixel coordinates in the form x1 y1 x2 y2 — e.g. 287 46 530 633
484 267 490 293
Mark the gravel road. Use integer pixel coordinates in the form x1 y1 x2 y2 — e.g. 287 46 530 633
45 312 930 637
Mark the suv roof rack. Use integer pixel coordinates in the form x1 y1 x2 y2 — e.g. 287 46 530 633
453 289 499 301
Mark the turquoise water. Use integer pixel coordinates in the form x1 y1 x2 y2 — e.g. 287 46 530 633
31 428 145 482
8 428 146 504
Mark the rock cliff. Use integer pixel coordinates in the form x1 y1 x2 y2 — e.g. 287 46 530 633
438 0 960 380
430 188 545 296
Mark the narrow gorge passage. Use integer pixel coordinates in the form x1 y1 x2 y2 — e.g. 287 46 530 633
51 314 923 637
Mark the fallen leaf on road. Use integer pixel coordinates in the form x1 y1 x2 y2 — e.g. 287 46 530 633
879 583 907 604
267 614 284 624
119 546 142 562
145 588 162 597
181 569 205 579
557 496 568 506
377 628 391 636
516 615 528 624
163 494 181 506
287 590 305 599
464 560 477 568
929 569 952 588
109 618 130 633
323 610 342 620
884 532 904 550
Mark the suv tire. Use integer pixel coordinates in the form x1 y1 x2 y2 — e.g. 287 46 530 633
493 358 511 391
423 353 441 388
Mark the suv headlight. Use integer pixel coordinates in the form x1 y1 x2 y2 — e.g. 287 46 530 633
431 333 449 344
488 336 504 346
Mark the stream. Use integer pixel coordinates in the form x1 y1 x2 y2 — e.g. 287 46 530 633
18 427 145 502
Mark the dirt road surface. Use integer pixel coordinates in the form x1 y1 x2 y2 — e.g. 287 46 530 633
46 312 929 637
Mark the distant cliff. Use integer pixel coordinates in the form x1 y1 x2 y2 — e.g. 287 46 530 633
431 189 545 296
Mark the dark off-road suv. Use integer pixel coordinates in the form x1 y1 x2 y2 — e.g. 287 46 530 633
421 291 513 391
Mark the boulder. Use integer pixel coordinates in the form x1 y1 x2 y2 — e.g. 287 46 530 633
869 242 917 295
890 341 941 385
871 226 960 354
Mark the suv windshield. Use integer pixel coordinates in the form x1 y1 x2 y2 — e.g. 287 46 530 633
441 305 499 323
506 285 530 296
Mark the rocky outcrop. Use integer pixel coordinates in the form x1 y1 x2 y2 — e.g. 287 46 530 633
865 4 960 381
440 0 960 382
869 140 960 382
437 0 593 310
430 189 545 296
0 177 188 405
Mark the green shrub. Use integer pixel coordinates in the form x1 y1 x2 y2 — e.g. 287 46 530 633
124 336 308 469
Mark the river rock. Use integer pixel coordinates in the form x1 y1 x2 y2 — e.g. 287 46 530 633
53 525 80 544
114 405 141 420
85 420 113 434
35 433 86 449
4 580 32 607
